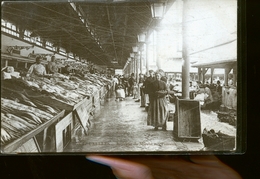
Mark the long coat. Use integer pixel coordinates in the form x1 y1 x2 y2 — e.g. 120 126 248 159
147 79 169 128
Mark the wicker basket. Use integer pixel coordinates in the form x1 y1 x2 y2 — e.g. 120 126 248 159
202 129 235 150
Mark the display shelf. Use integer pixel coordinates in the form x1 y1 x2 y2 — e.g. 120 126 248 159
1 110 65 153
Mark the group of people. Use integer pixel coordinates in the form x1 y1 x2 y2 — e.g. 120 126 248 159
192 80 223 111
112 69 172 131
144 70 172 130
112 73 145 102
26 55 107 78
26 55 59 77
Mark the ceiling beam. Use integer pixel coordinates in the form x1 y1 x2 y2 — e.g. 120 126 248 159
106 6 118 62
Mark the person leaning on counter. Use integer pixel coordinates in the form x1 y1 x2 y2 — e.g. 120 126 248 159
27 56 47 77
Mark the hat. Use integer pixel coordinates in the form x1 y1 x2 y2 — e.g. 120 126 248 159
148 70 154 73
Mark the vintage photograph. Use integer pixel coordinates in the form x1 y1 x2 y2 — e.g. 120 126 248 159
1 0 241 154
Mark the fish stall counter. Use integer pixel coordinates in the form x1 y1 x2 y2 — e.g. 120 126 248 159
1 97 66 153
1 77 102 153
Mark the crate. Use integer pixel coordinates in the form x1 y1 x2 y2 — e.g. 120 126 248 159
174 99 201 139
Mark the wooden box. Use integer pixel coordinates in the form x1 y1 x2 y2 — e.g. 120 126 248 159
174 99 201 139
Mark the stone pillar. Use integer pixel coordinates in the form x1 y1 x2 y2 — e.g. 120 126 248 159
130 59 132 75
182 0 190 99
133 56 136 77
140 51 143 75
136 54 139 83
132 57 134 75
4 59 8 67
198 67 202 82
224 68 230 86
156 29 162 70
146 43 150 74
210 67 214 84
202 67 206 84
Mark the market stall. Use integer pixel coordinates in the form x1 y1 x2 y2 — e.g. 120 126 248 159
1 56 112 152
192 59 237 126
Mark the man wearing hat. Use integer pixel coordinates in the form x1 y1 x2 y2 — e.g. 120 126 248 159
27 56 47 77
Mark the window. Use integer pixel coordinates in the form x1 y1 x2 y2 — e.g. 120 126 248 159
1 20 19 36
46 41 54 50
24 29 32 41
59 47 66 56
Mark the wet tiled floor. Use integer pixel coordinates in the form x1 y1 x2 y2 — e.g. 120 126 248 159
64 94 219 153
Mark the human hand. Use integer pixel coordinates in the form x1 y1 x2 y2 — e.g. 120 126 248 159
86 155 242 179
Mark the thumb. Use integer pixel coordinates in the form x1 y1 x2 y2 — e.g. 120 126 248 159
189 155 222 166
86 156 153 179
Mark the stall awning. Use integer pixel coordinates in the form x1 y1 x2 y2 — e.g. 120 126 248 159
191 59 236 69
1 53 36 63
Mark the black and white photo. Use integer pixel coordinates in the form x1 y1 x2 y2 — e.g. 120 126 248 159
1 0 243 154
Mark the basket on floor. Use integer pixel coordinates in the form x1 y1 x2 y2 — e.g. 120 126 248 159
202 128 235 151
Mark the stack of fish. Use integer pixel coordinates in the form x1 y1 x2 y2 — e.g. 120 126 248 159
1 98 54 145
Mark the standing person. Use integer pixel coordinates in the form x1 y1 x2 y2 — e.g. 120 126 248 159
147 71 169 130
143 70 155 108
128 73 136 97
135 73 145 102
121 75 129 96
157 69 167 83
27 56 47 77
216 80 222 95
140 75 147 107
133 82 138 99
211 80 222 111
115 79 125 101
112 75 119 92
47 56 58 74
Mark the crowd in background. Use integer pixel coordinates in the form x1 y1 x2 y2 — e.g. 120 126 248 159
109 69 230 130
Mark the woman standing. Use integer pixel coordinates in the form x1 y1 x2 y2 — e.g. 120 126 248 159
147 72 169 130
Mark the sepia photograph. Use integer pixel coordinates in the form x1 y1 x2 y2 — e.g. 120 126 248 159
1 0 243 154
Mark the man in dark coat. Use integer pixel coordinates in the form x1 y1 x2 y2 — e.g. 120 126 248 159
143 70 155 107
128 73 136 97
